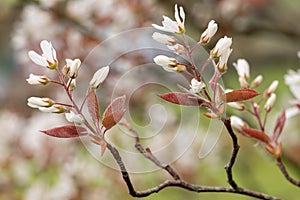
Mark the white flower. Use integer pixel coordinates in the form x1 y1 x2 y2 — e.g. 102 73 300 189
28 40 57 69
153 55 177 72
264 93 276 112
27 97 54 108
230 116 246 130
152 4 185 34
233 59 250 88
65 58 81 78
266 80 279 95
217 48 232 72
167 43 185 55
65 111 84 124
227 102 244 110
200 20 218 44
38 104 67 113
284 69 300 100
89 66 110 89
190 78 205 93
251 75 263 88
152 32 177 45
26 74 49 85
211 36 232 58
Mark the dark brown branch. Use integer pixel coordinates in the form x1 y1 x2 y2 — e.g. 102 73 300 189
276 157 300 187
222 117 240 190
129 127 180 180
106 140 279 200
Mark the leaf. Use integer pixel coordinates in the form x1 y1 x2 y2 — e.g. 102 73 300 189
103 95 126 118
241 127 270 144
158 92 205 106
102 95 126 130
223 89 259 103
40 125 87 138
87 90 100 128
272 110 286 142
102 109 126 130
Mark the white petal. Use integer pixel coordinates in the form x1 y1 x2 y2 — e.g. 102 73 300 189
90 66 110 89
28 51 48 67
40 40 56 63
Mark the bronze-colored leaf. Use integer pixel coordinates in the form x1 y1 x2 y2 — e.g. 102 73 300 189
102 109 126 130
40 125 87 138
241 127 270 144
103 95 126 118
87 90 100 128
158 92 203 106
223 89 259 103
272 110 286 143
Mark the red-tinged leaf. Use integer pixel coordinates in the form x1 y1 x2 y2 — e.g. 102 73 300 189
102 109 126 130
272 110 286 143
103 95 126 118
87 90 100 128
241 127 270 144
40 125 87 138
158 92 203 106
223 89 259 103
296 103 300 109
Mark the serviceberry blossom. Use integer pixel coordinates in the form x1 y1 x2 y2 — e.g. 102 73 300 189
153 55 185 72
284 69 300 118
167 43 185 55
28 40 57 69
26 73 49 85
211 36 232 58
264 93 276 112
266 80 279 95
152 4 185 34
65 111 84 124
64 58 81 79
200 20 218 44
38 104 67 113
190 78 205 93
27 97 54 108
217 47 232 72
89 66 110 89
233 59 250 88
152 32 177 46
251 75 263 88
230 115 246 130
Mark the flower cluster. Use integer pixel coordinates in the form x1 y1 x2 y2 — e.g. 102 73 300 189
26 40 110 125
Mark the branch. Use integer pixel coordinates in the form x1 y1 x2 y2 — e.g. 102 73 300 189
276 157 300 187
222 117 240 190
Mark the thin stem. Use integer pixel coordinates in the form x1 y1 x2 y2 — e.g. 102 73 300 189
276 157 300 187
222 117 240 190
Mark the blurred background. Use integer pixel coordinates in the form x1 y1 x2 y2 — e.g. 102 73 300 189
0 0 300 199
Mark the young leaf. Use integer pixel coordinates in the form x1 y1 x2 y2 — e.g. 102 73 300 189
103 95 126 118
102 109 126 130
272 110 286 143
223 89 259 103
40 125 87 138
87 90 100 128
158 92 204 106
241 127 270 144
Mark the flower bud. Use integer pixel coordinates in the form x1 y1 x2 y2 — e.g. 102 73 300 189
38 104 68 113
200 20 218 44
251 75 263 88
227 102 245 111
154 55 178 72
217 48 232 73
67 78 76 91
190 78 205 93
167 44 185 55
89 66 110 89
152 32 177 46
211 36 232 58
27 97 54 108
65 58 81 78
230 116 246 130
26 74 49 85
266 80 279 95
264 93 276 112
65 111 84 124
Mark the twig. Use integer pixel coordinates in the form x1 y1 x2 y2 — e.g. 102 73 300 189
222 117 240 190
276 157 300 187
